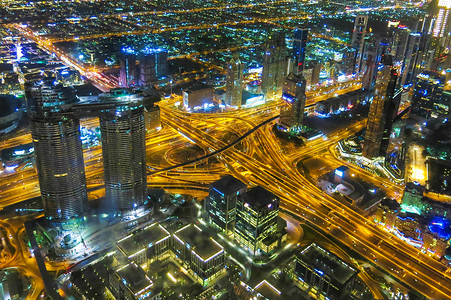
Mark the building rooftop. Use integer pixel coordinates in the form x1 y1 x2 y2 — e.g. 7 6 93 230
254 280 283 299
183 83 212 93
285 71 305 83
211 175 247 195
427 158 451 196
174 224 223 261
298 243 358 285
241 186 278 211
0 94 22 117
117 263 153 296
405 182 426 194
380 197 401 211
117 223 170 258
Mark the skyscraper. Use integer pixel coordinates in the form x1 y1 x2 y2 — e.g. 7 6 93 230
225 53 244 107
138 50 156 87
234 186 280 255
26 78 87 219
119 48 137 88
388 24 411 65
432 0 450 39
279 72 307 129
206 175 247 235
362 36 377 91
400 33 422 86
363 55 402 158
261 32 287 101
292 28 308 74
351 15 368 73
98 89 147 213
155 49 168 77
138 48 168 87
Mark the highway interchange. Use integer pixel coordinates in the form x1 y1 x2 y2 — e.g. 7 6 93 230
0 5 450 297
1 88 450 299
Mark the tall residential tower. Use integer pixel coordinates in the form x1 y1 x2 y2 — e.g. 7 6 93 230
98 90 148 213
26 78 87 219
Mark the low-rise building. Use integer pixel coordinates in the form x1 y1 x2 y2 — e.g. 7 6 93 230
182 84 214 110
117 223 171 266
294 243 359 299
173 224 225 286
110 262 161 300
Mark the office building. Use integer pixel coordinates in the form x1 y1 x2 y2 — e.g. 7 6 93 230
139 50 156 87
154 49 168 78
98 89 147 213
432 0 451 39
142 88 161 133
363 55 401 158
0 269 26 300
310 61 321 86
206 175 247 234
400 33 422 86
225 53 244 107
292 28 308 74
123 47 167 88
234 186 280 255
351 15 368 73
426 157 451 196
294 243 359 299
389 25 411 65
173 224 225 286
182 83 214 110
362 51 376 91
26 78 87 220
412 71 447 119
110 262 158 300
117 223 171 266
261 32 286 101
0 94 23 134
119 48 137 88
279 72 307 129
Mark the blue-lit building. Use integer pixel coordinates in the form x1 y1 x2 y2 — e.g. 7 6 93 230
294 243 359 299
292 28 308 74
206 175 247 235
412 71 447 119
139 48 168 87
120 47 168 88
119 48 137 88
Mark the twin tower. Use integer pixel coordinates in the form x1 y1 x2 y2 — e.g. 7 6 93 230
26 78 148 220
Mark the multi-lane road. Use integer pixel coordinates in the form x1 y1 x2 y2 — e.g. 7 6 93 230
159 101 451 299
